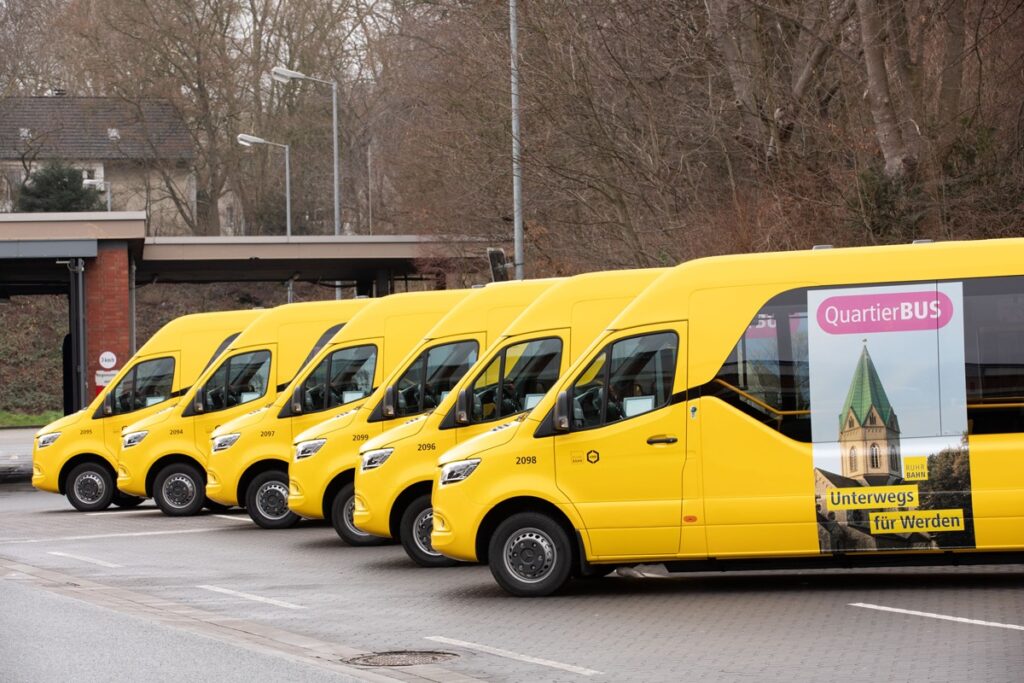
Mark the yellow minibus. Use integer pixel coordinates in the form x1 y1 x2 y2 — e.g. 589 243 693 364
355 269 664 566
205 290 467 528
431 239 1024 596
32 310 261 511
288 279 556 543
117 299 368 516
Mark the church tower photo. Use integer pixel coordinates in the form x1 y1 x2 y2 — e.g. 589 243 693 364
838 343 902 485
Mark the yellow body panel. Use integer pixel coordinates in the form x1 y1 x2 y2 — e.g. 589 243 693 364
205 290 467 507
116 300 368 498
31 310 261 497
432 239 1024 567
290 279 556 525
354 269 665 544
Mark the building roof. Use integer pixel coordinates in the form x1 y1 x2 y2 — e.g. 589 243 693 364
0 97 194 162
840 345 898 430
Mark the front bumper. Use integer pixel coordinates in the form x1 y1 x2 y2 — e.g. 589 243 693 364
30 453 60 493
351 465 396 538
287 458 326 519
430 490 483 562
116 454 148 497
204 465 239 506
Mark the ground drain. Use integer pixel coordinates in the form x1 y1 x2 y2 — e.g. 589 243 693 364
346 650 457 667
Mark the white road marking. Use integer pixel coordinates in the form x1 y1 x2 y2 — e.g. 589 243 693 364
85 509 157 516
47 551 122 568
0 528 217 545
197 584 306 610
849 602 1024 631
213 514 251 523
426 636 602 677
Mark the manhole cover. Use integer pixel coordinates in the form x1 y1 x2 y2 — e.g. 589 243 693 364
346 650 457 667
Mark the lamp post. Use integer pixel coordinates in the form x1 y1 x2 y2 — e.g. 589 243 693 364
509 0 524 280
271 66 340 238
271 66 343 298
237 133 291 238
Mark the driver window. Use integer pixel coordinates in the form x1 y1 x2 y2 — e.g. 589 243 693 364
132 357 175 410
327 345 377 408
394 341 479 417
301 356 329 413
470 338 562 423
570 332 677 430
204 350 271 412
109 357 176 416
227 351 271 407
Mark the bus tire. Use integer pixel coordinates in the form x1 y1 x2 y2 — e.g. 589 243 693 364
246 471 299 529
488 512 572 597
153 462 205 516
399 494 458 567
112 491 145 509
66 462 114 512
331 483 387 546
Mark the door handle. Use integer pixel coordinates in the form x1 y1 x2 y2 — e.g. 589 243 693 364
646 435 678 445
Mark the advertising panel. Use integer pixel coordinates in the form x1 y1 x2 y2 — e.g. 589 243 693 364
808 282 974 552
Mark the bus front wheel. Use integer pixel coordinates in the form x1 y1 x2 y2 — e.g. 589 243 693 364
488 512 572 597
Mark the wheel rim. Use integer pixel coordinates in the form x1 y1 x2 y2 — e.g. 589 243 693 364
342 495 369 537
503 527 557 584
162 473 197 509
412 506 440 557
74 471 105 504
255 480 290 521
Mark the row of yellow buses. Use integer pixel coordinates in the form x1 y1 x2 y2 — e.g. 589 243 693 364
32 239 1024 596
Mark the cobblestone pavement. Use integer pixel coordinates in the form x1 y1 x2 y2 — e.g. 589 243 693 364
1 486 1022 682
0 429 34 483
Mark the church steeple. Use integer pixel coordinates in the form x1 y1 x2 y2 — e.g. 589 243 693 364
838 342 902 483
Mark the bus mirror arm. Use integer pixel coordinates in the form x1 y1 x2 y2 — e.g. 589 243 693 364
554 391 571 432
291 386 303 414
382 385 396 418
102 393 113 416
455 389 470 425
193 387 206 414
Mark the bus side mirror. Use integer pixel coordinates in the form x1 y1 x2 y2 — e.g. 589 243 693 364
102 392 114 416
554 391 571 432
382 385 396 418
193 387 206 414
291 386 303 414
455 389 470 425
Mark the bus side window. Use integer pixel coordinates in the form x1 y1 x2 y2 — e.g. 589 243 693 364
707 288 811 441
963 276 1024 434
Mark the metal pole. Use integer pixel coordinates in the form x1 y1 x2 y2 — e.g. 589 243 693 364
105 183 112 211
367 139 373 235
129 257 137 353
333 82 344 299
283 144 292 238
509 0 524 280
332 82 341 237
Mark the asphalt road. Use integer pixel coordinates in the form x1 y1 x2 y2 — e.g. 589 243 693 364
0 429 34 483
1 484 1022 682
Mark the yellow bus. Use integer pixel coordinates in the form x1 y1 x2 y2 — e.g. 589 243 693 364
431 239 1024 596
288 279 556 543
355 269 664 566
117 299 369 516
205 290 467 528
32 310 261 511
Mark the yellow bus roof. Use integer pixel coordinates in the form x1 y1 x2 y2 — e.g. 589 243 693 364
421 279 560 343
136 309 263 357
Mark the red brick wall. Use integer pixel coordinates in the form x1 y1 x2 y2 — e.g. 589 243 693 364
84 243 130 397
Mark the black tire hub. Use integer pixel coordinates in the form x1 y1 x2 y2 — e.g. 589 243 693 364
255 480 289 520
163 474 197 509
74 471 104 504
504 529 556 583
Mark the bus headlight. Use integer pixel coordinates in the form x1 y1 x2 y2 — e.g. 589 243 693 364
122 430 148 449
212 433 241 453
294 438 326 461
360 448 393 471
439 459 480 486
37 432 61 449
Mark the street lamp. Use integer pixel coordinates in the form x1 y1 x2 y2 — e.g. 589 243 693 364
237 133 291 238
271 66 340 238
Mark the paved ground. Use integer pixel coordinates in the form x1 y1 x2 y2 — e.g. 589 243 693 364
1 485 1022 682
0 429 34 484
